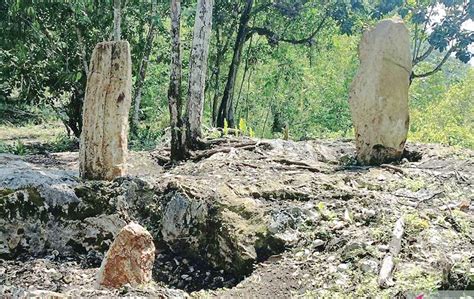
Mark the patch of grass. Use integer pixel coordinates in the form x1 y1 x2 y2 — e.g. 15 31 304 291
0 140 27 155
450 210 472 237
353 274 392 298
405 213 430 237
0 102 58 126
394 265 442 294
441 257 474 290
317 202 337 221
403 178 427 192
371 214 392 243
0 123 77 154
49 133 78 152
129 124 164 151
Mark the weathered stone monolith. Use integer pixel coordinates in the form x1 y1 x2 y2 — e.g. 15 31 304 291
80 41 132 180
97 222 155 288
349 18 412 165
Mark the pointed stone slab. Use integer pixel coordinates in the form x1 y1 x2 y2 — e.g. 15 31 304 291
349 18 412 165
97 222 155 288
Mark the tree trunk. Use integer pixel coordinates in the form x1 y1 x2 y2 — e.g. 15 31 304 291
66 89 83 138
234 34 253 119
132 0 157 129
216 0 253 128
168 0 187 161
184 0 214 150
211 28 222 126
75 26 89 76
211 24 235 126
113 0 121 41
79 41 132 180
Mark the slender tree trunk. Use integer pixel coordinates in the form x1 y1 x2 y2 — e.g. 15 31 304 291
234 34 253 118
211 28 222 126
113 0 121 41
184 0 214 150
69 4 89 76
216 0 253 128
211 24 235 126
245 68 253 122
75 26 88 76
168 0 187 160
132 0 157 129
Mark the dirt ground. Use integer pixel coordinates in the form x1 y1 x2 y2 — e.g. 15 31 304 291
1 138 473 298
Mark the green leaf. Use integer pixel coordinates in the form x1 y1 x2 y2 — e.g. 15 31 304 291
249 127 255 138
239 118 247 135
223 119 229 136
27 6 35 16
75 72 82 82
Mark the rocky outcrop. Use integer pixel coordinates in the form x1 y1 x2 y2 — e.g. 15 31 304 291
0 154 286 277
0 154 156 258
349 18 412 165
158 183 284 276
97 222 155 288
3 139 393 279
2 139 473 297
80 41 132 180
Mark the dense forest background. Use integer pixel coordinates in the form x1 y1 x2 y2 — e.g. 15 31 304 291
0 0 473 154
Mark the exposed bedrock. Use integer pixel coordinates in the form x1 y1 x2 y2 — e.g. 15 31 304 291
0 154 290 277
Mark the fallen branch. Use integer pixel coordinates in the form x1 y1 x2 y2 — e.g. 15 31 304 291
445 214 474 244
415 191 444 208
269 158 323 173
335 165 371 172
381 164 405 175
378 216 404 288
150 152 170 166
190 142 259 161
200 137 251 147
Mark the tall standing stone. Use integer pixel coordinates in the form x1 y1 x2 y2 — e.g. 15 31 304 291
349 18 412 165
80 41 132 180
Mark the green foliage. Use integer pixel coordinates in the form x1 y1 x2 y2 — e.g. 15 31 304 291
405 213 430 236
395 265 442 294
397 0 474 80
0 102 57 126
0 140 28 155
12 140 26 155
234 34 357 140
410 68 474 148
238 118 247 135
223 119 229 136
129 123 164 151
0 0 472 150
249 127 255 138
50 134 78 152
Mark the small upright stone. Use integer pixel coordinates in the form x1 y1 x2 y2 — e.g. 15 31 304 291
349 18 412 165
97 222 155 288
80 40 132 180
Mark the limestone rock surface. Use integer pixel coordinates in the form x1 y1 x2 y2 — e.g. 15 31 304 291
97 222 155 288
349 18 412 165
0 154 153 258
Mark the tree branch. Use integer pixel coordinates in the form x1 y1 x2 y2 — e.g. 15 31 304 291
249 2 271 17
413 45 434 66
247 15 327 45
113 0 121 41
412 46 455 79
75 26 89 76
